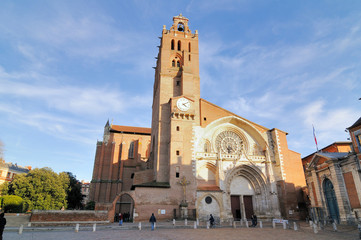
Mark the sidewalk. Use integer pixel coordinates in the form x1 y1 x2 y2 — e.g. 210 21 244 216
4 220 359 240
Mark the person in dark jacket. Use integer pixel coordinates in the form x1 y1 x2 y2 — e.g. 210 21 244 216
0 212 6 240
251 214 257 227
149 213 156 231
209 214 215 228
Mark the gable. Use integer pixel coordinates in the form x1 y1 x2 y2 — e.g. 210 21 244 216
199 98 269 133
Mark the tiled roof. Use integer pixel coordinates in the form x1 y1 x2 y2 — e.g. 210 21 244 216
316 152 349 159
111 125 151 135
348 117 361 129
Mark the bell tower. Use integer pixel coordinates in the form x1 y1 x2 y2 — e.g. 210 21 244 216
150 13 200 198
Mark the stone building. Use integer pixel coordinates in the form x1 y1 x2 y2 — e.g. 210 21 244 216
89 14 307 222
302 118 361 224
0 160 31 184
81 181 91 206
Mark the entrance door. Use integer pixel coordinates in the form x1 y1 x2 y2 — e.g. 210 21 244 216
323 179 340 224
243 195 254 220
231 195 241 220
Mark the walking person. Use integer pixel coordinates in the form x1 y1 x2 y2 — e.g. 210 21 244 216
0 213 6 240
209 214 215 228
119 213 123 226
149 213 156 231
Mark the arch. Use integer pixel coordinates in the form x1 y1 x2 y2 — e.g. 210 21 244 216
205 116 268 152
115 193 135 222
225 164 270 219
196 192 224 221
171 39 175 50
177 22 185 32
177 61 180 67
128 142 135 159
204 140 211 153
188 42 191 52
172 60 175 67
323 178 340 223
225 164 268 196
178 40 181 51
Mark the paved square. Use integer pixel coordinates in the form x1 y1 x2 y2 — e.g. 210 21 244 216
4 225 359 240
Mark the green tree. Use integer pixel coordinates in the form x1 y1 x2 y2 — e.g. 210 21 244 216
65 172 83 209
0 182 8 196
8 168 70 210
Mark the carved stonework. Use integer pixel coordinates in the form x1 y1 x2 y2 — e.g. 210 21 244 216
215 131 244 154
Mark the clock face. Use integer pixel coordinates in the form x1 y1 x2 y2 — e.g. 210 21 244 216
215 131 243 154
177 98 190 111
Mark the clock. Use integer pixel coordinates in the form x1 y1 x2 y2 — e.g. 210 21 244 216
215 131 243 154
177 98 190 111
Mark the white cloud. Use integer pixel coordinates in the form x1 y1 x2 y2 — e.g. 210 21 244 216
298 100 361 146
0 77 152 116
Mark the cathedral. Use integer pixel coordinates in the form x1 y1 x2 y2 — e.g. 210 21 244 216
89 14 307 222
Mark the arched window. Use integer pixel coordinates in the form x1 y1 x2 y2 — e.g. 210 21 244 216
177 61 180 67
172 60 175 67
171 39 175 50
204 141 211 153
188 42 191 52
177 23 184 32
128 142 134 159
189 54 191 61
178 40 181 51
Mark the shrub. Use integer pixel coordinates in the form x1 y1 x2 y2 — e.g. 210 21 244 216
0 195 24 213
85 201 95 210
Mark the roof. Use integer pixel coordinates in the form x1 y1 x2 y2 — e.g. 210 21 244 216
307 152 349 169
111 125 151 135
316 152 349 160
302 141 351 160
348 117 361 129
200 98 270 132
0 162 30 173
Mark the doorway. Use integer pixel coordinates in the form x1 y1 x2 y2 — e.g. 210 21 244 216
323 179 340 224
231 195 241 220
243 195 254 220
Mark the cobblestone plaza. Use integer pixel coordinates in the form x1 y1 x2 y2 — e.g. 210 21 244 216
4 221 359 240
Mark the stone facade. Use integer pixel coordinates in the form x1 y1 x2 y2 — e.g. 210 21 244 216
89 15 307 223
0 160 31 184
302 118 361 224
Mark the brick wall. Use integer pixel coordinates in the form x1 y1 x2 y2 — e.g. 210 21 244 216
30 210 108 222
343 171 361 208
133 169 154 185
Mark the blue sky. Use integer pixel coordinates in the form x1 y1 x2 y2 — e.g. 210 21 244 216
0 1 360 181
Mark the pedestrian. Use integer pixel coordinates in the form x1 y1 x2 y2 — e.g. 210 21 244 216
209 214 215 228
0 213 6 240
119 213 123 226
149 213 156 231
251 214 257 227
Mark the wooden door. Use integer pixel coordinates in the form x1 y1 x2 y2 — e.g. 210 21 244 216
243 195 254 220
231 195 241 220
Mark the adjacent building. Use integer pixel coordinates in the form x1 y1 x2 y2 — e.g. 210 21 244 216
302 118 361 224
81 181 91 206
89 15 307 222
0 160 31 184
